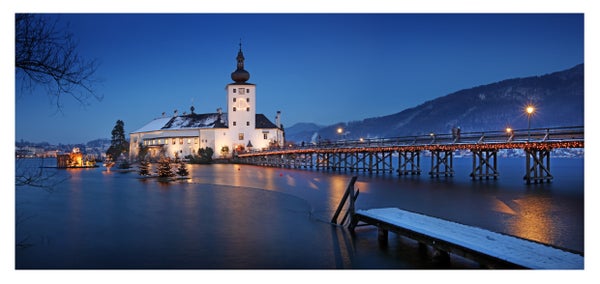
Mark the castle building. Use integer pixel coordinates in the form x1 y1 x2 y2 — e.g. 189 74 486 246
128 45 284 160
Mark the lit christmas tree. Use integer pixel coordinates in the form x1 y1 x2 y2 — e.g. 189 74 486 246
138 159 151 176
175 160 189 177
156 157 174 178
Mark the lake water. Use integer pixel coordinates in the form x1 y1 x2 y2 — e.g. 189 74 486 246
15 157 584 269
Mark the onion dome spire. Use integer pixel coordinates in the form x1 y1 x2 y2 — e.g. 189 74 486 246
231 41 250 83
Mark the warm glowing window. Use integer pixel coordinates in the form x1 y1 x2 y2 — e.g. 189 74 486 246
179 138 183 145
239 133 244 140
187 138 191 144
195 138 198 144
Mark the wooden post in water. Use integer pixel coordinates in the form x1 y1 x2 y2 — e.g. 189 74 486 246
378 228 389 246
470 149 499 180
331 176 359 225
524 147 553 184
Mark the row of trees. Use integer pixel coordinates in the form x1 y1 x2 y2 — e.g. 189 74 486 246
138 157 189 178
136 144 214 179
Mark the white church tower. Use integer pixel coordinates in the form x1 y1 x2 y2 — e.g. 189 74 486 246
227 43 257 152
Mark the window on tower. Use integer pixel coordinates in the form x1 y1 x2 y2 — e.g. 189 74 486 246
239 88 245 94
239 133 244 140
233 89 236 93
233 121 236 126
233 107 237 112
246 98 250 102
246 121 250 126
233 98 236 102
246 107 250 112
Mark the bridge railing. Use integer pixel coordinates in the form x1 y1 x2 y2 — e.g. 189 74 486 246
307 126 583 148
242 126 583 155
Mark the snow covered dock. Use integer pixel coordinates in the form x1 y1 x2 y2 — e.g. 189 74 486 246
353 208 583 269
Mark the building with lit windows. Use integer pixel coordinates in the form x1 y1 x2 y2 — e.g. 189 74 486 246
128 46 284 160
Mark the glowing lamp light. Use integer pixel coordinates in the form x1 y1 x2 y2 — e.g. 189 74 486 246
506 127 512 133
337 127 343 134
525 105 535 141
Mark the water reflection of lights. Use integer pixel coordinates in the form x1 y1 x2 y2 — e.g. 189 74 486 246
327 177 351 212
286 174 296 187
508 195 555 245
308 181 319 190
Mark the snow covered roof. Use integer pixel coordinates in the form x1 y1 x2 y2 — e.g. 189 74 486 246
131 113 279 134
131 113 227 133
163 113 227 129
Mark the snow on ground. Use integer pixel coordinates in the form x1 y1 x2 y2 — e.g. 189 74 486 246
356 208 583 269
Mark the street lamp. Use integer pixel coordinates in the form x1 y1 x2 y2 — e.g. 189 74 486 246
526 105 535 141
337 127 344 140
506 127 513 142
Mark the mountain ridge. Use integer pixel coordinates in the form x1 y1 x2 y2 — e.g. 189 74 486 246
285 63 584 143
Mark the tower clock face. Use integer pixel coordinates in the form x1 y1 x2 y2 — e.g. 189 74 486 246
235 97 249 109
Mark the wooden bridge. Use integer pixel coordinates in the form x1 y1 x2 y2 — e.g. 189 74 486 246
236 126 583 184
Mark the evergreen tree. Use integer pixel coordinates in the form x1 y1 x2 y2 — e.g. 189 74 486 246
137 142 149 162
156 157 174 178
138 159 150 176
192 147 214 164
107 120 129 160
175 160 189 177
117 157 131 169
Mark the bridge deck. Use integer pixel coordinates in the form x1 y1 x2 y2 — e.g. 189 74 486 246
354 208 583 269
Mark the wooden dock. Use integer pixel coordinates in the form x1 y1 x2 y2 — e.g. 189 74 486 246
332 176 583 269
351 208 583 269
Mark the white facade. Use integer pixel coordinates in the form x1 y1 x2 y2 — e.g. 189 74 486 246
227 83 257 152
128 47 284 160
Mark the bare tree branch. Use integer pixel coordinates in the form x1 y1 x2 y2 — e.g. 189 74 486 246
15 158 69 192
15 13 103 110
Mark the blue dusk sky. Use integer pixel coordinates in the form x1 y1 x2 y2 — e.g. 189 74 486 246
7 4 590 145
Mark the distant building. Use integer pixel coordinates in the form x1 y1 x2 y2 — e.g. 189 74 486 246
129 45 284 160
56 147 96 168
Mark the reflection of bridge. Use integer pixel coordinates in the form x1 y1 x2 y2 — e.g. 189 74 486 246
236 126 584 184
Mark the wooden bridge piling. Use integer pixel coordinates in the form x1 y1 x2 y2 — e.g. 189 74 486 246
524 147 553 184
397 150 421 175
429 150 454 177
470 149 499 180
